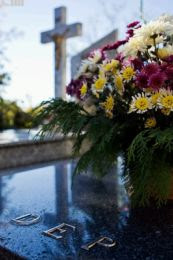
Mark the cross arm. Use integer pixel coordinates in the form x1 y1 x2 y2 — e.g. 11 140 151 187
65 23 82 38
40 23 82 44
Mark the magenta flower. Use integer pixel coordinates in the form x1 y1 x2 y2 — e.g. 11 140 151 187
127 21 140 28
148 72 166 89
143 63 159 76
115 52 125 63
136 72 148 88
165 66 173 80
163 55 173 63
131 58 143 70
102 39 128 52
126 29 134 38
66 79 83 97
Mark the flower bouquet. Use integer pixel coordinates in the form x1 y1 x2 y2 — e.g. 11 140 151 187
37 15 173 207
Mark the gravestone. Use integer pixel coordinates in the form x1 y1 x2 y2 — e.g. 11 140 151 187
41 7 82 98
71 29 118 78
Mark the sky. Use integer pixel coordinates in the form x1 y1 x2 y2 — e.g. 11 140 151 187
1 0 173 108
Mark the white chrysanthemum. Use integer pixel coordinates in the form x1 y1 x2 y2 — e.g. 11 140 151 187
88 50 102 64
123 36 146 56
75 62 89 79
123 15 173 57
129 93 152 114
75 50 102 79
135 20 173 39
158 14 173 24
157 88 173 111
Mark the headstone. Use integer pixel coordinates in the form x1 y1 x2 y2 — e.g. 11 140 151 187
41 7 82 98
71 29 118 78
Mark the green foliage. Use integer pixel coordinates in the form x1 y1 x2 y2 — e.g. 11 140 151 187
126 128 173 206
36 99 124 177
36 98 173 207
0 98 39 129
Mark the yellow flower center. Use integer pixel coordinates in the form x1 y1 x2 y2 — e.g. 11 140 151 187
94 77 106 91
80 84 87 96
145 117 157 128
158 48 169 59
135 97 149 111
101 95 114 111
161 95 173 109
122 66 135 81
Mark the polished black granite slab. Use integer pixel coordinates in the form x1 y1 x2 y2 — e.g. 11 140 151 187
0 160 173 259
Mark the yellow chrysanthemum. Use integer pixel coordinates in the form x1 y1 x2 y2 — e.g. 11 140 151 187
151 92 160 106
135 98 149 111
94 77 106 91
102 95 114 111
160 95 173 110
102 60 119 72
129 93 152 113
145 117 157 128
101 95 115 111
115 75 124 94
99 69 105 78
161 108 171 116
122 66 135 81
100 95 115 119
80 84 87 96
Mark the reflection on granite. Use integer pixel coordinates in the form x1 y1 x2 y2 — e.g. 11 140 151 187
0 160 172 259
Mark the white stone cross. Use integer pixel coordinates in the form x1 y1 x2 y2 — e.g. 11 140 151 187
41 6 82 99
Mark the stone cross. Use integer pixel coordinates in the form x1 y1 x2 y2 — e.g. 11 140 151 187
41 7 82 99
71 29 118 78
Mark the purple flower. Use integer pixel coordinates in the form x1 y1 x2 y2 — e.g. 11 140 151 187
163 55 173 63
136 72 148 88
165 66 173 80
143 63 159 76
127 21 140 28
131 58 143 70
66 79 83 97
149 72 166 89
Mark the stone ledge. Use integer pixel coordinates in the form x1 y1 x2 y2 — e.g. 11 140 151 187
0 137 74 170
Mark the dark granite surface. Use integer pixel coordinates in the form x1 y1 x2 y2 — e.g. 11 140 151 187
0 160 173 259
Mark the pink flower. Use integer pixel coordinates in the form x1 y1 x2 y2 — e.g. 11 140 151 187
143 63 159 76
148 72 166 89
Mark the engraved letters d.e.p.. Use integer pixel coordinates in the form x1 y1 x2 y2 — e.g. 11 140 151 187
81 237 116 251
43 223 76 240
11 214 41 226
